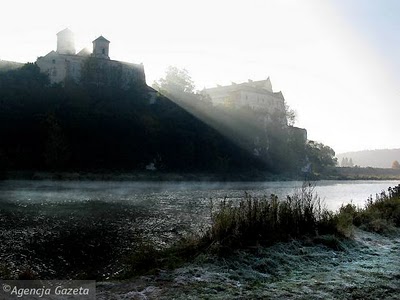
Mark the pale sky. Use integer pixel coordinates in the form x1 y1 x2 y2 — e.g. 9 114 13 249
1 0 399 153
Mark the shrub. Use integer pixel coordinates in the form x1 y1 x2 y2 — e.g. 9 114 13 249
313 235 345 251
340 184 400 234
336 203 358 237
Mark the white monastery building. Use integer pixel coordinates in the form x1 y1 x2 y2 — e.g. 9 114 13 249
203 78 286 114
36 28 146 87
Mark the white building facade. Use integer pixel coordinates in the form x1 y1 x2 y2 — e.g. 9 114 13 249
36 28 145 87
203 78 286 114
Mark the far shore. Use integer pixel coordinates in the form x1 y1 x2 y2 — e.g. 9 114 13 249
2 167 400 182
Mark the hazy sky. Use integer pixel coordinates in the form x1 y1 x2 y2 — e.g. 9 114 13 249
1 0 399 153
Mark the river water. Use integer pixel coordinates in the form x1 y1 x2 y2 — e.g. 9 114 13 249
0 179 399 278
0 179 398 212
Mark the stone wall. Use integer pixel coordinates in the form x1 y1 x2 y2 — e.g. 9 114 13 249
36 53 145 88
36 52 84 84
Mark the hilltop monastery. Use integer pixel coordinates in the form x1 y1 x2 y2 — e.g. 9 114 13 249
34 28 305 140
36 28 146 88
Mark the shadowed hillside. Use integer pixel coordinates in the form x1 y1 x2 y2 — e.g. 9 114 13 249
0 63 267 174
0 59 23 72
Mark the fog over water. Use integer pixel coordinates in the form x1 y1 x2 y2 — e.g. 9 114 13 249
1 180 398 212
0 179 398 254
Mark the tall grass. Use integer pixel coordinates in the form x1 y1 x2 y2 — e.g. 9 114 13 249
205 183 338 250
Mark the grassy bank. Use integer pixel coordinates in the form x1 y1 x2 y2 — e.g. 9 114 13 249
122 183 400 278
98 228 400 299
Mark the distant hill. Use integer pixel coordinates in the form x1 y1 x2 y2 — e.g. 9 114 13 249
337 149 400 168
0 60 24 72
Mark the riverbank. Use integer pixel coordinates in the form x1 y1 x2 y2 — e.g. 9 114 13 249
1 170 301 182
1 199 399 299
333 167 400 180
3 167 400 182
96 228 400 299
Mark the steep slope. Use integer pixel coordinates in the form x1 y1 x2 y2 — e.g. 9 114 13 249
0 63 265 173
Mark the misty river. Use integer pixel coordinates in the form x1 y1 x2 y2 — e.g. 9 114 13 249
1 179 398 247
0 179 398 213
2 179 395 248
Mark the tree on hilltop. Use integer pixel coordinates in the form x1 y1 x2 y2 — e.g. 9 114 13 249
153 66 195 96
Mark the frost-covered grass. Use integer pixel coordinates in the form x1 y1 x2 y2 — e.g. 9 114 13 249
97 229 400 300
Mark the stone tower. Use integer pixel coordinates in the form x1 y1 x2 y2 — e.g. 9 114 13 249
92 36 110 59
56 28 76 55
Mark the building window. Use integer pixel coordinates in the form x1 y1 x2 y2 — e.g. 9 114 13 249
52 59 56 64
102 48 105 55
